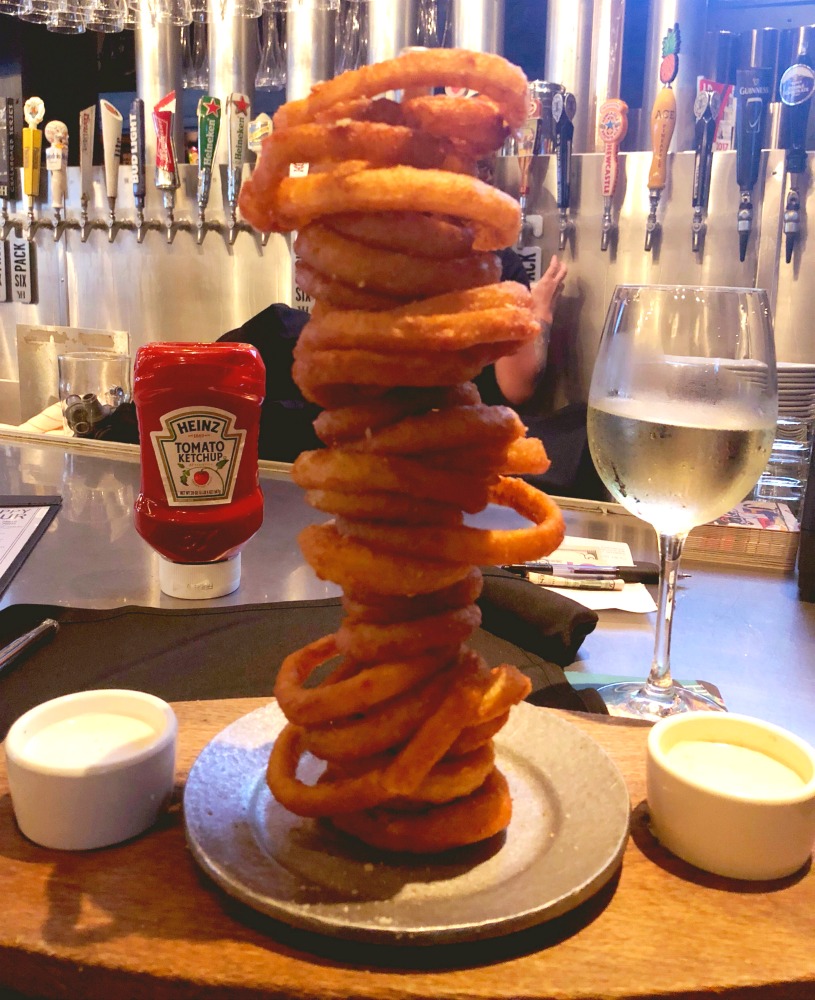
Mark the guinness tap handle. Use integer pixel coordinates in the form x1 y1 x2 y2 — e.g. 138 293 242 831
735 66 772 262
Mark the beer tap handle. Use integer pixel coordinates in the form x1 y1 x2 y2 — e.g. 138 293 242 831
100 100 123 242
735 66 772 262
554 91 575 251
44 120 68 241
226 92 250 244
196 95 221 245
248 113 273 246
22 96 45 238
779 58 815 263
152 91 181 244
691 89 719 252
78 105 95 241
129 99 146 242
597 98 628 251
645 24 680 252
645 90 677 251
0 98 17 239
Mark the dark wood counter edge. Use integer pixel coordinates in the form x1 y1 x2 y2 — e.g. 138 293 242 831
0 699 811 1000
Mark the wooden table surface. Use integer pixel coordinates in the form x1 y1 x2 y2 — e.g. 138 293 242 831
0 698 813 1000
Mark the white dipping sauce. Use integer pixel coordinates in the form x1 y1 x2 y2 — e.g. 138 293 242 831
23 712 158 768
666 739 806 797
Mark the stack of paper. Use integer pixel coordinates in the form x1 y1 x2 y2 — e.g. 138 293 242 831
684 499 800 571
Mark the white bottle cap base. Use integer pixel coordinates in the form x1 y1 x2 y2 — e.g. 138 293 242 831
158 553 241 600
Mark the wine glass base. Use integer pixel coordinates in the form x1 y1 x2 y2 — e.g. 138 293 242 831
597 681 725 721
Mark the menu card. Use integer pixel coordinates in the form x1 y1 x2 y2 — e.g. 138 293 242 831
0 496 61 597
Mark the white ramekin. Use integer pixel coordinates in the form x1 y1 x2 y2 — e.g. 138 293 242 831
5 689 177 850
647 712 815 880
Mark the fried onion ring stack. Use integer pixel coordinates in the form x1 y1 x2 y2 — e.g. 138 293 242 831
239 47 566 854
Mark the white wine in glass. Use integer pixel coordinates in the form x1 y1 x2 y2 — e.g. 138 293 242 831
587 285 778 719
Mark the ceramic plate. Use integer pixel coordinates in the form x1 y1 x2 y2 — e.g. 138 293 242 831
183 701 631 945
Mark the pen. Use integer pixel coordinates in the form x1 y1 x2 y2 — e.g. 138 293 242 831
504 562 660 584
524 572 625 592
0 618 59 674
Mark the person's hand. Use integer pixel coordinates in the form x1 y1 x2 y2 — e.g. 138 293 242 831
530 254 568 326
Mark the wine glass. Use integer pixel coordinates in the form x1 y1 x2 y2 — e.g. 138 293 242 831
587 285 778 719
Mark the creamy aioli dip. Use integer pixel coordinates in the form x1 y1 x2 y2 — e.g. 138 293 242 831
24 713 158 768
665 739 806 797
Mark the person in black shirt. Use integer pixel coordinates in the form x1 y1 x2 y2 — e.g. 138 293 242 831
218 248 575 470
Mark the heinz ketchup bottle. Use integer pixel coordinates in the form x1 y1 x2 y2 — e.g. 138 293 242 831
133 343 265 599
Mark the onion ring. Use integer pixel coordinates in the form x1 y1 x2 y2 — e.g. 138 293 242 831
335 476 566 565
326 212 476 258
299 306 538 354
312 384 481 445
336 605 482 662
273 48 529 131
293 449 496 513
402 94 510 153
329 768 512 853
270 167 521 250
274 634 455 726
295 223 500 298
305 489 464 526
298 522 471 597
293 342 514 399
342 567 484 623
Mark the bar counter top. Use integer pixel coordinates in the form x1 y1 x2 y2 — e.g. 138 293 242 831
1 432 813 744
0 433 814 1000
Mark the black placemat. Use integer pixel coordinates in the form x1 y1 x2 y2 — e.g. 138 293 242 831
0 573 605 739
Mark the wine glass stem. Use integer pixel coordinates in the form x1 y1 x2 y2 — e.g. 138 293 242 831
644 532 687 695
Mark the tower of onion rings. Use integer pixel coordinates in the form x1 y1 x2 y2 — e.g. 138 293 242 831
239 48 566 854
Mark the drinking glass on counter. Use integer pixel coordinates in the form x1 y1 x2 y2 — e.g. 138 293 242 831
57 351 132 438
587 285 778 719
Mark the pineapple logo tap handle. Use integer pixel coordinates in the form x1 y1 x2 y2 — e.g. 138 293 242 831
645 24 680 252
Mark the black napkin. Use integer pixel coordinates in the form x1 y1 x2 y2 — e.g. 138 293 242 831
0 581 604 740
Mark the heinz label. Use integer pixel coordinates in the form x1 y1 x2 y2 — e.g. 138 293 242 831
150 407 247 506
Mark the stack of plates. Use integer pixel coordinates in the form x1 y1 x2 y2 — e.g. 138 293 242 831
777 363 815 422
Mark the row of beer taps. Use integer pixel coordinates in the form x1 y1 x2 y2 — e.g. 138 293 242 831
506 24 815 263
0 91 272 247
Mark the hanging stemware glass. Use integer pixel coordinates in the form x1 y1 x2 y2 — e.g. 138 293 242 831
336 0 366 75
18 0 52 24
157 0 192 23
218 0 261 18
84 0 127 31
47 0 86 31
181 24 193 86
187 21 209 89
0 0 28 14
256 7 286 90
